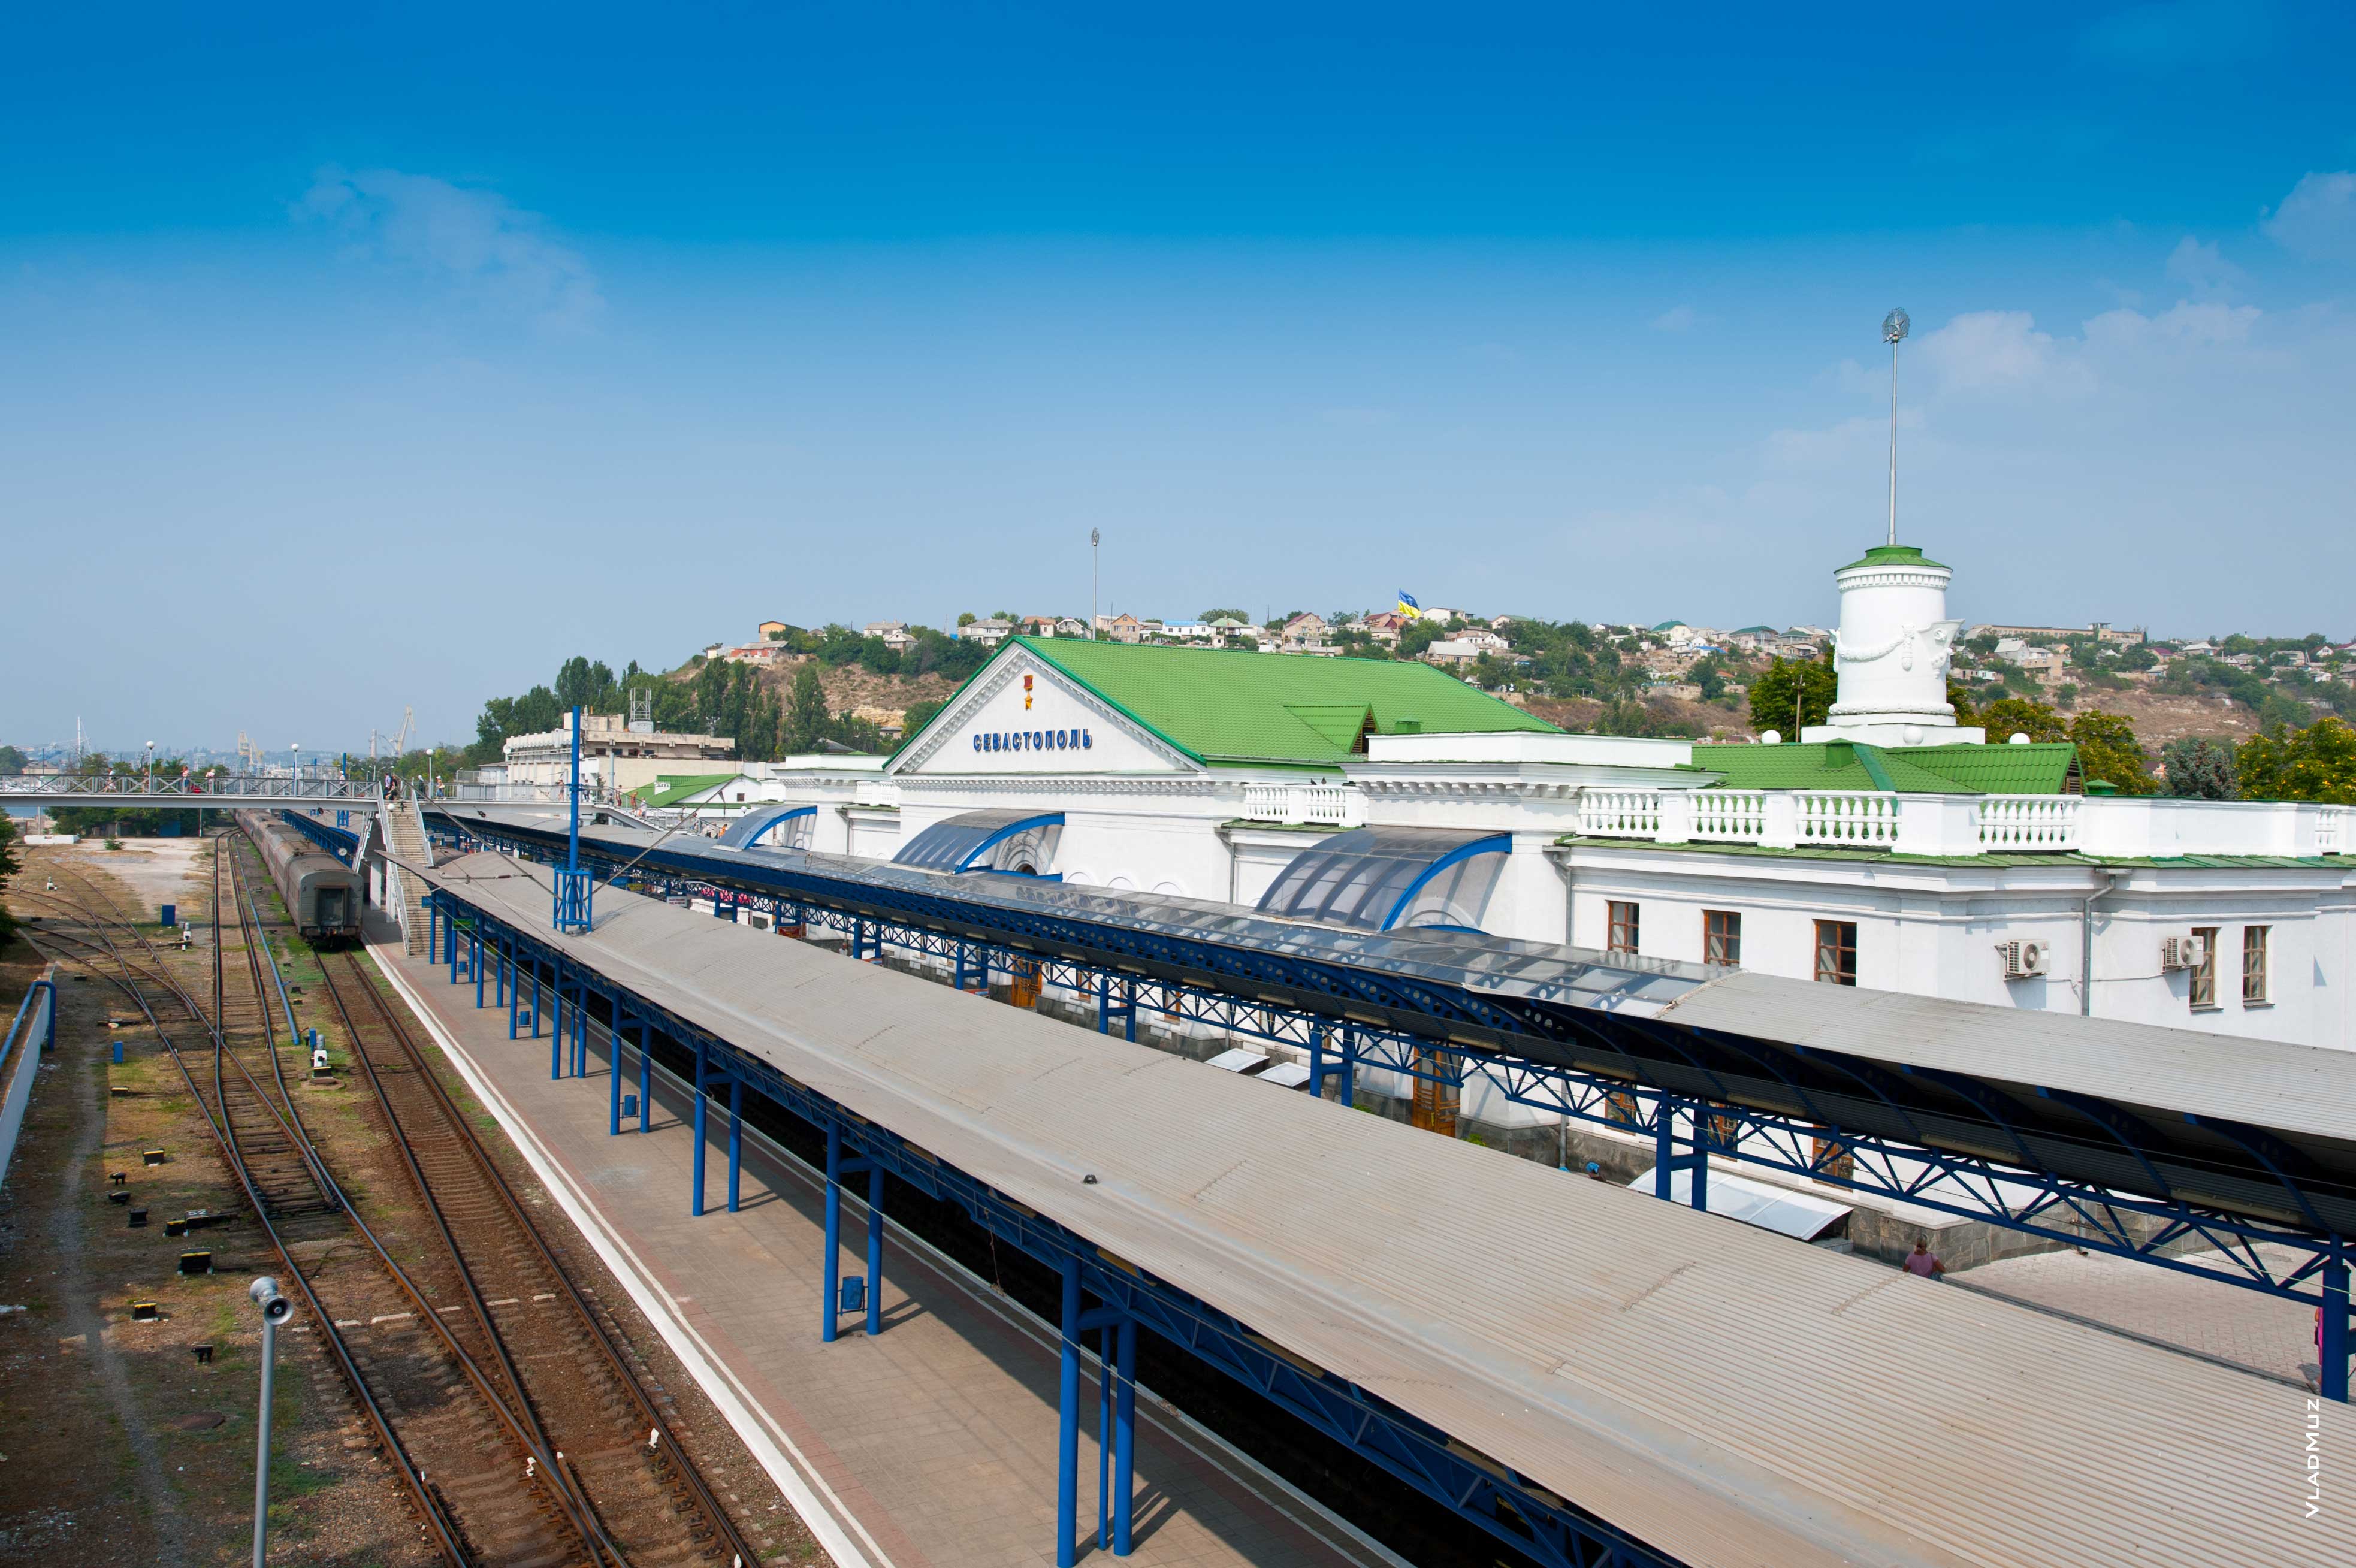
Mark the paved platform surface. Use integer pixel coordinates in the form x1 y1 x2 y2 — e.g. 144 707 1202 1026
1956 1241 2320 1388
373 933 1387 1568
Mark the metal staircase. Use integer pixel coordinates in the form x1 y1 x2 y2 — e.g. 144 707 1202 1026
383 799 433 954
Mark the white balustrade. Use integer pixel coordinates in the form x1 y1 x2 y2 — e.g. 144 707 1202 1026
1977 794 2081 851
1240 781 1364 827
1794 791 1900 847
1689 790 1768 841
852 781 901 809
2322 805 2349 856
1575 788 1665 839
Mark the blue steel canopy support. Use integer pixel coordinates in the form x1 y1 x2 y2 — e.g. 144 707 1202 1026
552 704 593 933
442 813 2356 1393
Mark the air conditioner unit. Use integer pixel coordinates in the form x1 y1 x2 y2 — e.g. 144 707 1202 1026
1999 939 2049 980
2159 935 2206 972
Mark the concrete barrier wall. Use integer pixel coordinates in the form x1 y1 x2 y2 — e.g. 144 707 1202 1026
0 968 58 1188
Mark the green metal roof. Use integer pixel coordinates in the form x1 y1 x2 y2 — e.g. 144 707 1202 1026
1005 636 1558 768
1695 739 2078 796
1835 542 1950 573
635 772 741 808
1896 741 2079 794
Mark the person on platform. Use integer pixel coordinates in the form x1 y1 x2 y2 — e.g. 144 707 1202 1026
1902 1238 1946 1279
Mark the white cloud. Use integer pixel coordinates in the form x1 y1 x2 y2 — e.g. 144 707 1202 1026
1763 413 1910 473
2264 171 2356 261
2084 299 2261 351
2164 235 2243 295
299 165 603 332
1651 305 1697 333
1914 310 2095 397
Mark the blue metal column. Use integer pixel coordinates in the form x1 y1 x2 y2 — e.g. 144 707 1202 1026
531 956 543 1038
727 1077 744 1213
1307 1022 1326 1099
507 938 520 1038
1056 1256 1082 1568
1113 1317 1137 1555
691 1040 709 1217
2325 1247 2350 1404
821 1122 843 1343
1097 1324 1113 1550
638 1020 653 1134
573 976 588 1078
496 946 507 1008
1654 1098 1678 1200
550 957 565 1079
609 1004 624 1135
473 933 485 1008
864 1164 884 1336
427 901 438 966
1693 1110 1711 1212
1339 1023 1357 1107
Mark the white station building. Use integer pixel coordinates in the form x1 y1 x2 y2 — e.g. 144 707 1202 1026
684 537 2354 1055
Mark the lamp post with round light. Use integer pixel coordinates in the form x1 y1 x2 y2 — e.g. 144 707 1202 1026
1882 307 1909 547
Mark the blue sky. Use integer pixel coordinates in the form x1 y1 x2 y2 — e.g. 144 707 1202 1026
5 2 2354 749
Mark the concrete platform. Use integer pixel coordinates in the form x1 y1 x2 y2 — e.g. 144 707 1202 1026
370 932 1394 1568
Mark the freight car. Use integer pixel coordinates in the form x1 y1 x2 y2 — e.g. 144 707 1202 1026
237 810 364 941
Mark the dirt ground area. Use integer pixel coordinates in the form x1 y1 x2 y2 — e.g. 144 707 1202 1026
0 847 437 1567
0 839 815 1566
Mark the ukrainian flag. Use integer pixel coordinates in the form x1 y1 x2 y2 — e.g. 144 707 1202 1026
1397 591 1421 619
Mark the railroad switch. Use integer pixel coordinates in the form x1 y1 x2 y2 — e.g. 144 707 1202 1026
178 1252 214 1276
130 1301 159 1321
128 1208 149 1228
107 1190 130 1206
165 1219 187 1237
141 1149 166 1166
192 1345 214 1365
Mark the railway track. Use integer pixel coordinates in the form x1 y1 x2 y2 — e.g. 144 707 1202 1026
22 835 760 1566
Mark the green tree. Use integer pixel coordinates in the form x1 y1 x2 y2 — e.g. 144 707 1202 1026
1746 655 1835 736
0 745 26 775
0 812 19 947
2065 709 2156 795
1689 655 1725 702
2159 737 2239 800
956 611 978 627
1396 620 1442 660
1946 679 1977 723
2236 717 2356 804
1978 697 2068 743
782 663 832 755
899 699 946 739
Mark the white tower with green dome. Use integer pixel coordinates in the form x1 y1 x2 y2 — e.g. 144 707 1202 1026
1799 543 1985 747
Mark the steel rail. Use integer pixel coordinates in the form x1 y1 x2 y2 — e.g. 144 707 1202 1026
313 954 635 1567
328 948 763 1568
52 841 616 1561
221 835 623 1564
16 859 472 1565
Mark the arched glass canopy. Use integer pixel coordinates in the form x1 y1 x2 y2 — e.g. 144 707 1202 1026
1256 826 1511 933
894 809 1065 874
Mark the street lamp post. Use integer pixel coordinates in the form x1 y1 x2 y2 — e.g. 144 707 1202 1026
247 1276 292 1566
1882 307 1910 547
145 741 155 790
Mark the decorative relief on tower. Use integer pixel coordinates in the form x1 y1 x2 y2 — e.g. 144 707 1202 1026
1834 619 1961 675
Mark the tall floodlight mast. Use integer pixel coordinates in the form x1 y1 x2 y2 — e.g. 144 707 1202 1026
1883 307 1909 547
